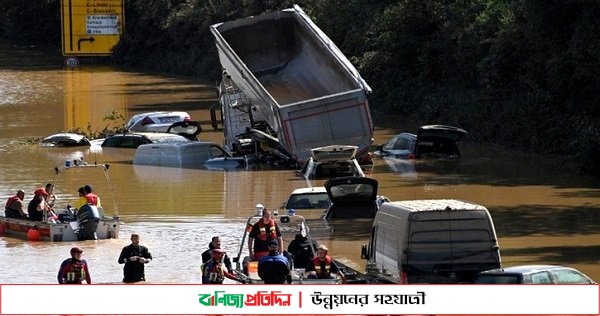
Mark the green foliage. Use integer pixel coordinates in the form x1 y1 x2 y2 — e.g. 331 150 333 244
58 110 126 141
0 0 61 50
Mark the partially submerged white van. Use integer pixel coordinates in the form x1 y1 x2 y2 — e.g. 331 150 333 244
133 141 251 169
361 199 501 284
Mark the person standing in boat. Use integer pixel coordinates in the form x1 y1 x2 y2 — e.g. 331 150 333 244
248 208 283 261
57 247 92 284
83 184 102 207
27 188 51 221
201 236 233 272
201 248 244 284
118 233 152 283
43 183 56 208
5 189 27 219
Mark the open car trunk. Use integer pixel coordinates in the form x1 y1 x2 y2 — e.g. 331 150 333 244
416 125 467 159
324 176 379 219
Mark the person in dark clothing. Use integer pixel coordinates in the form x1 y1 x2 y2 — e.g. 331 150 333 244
258 240 292 284
27 189 50 221
118 233 152 283
287 233 318 269
57 247 92 284
201 236 233 271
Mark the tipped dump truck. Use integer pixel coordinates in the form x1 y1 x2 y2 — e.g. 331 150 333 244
210 5 373 163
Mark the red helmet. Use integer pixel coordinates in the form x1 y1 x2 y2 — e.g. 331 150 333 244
211 248 225 260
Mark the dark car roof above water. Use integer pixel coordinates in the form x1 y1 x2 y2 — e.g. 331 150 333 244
417 125 468 142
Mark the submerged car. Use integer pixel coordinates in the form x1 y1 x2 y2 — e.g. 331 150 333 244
281 187 332 218
298 145 365 180
101 121 202 149
40 133 91 147
125 111 191 132
323 176 388 220
101 132 191 149
375 125 467 159
473 265 596 284
133 141 251 170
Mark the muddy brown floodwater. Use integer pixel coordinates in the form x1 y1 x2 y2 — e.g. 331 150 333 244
1 52 599 285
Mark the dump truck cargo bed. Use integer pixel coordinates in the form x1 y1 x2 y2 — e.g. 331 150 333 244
211 5 373 162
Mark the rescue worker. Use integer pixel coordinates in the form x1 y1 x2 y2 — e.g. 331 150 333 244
118 233 152 283
5 189 27 218
57 247 92 284
248 208 283 260
257 240 292 284
73 186 87 210
305 244 339 279
27 188 51 222
201 236 233 272
43 183 56 208
83 184 102 207
287 233 318 269
201 248 244 284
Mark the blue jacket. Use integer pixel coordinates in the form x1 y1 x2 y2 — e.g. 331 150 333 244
258 251 291 284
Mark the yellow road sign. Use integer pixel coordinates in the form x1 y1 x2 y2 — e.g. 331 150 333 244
61 0 125 56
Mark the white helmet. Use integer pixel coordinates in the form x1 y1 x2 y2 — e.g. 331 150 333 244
255 203 265 215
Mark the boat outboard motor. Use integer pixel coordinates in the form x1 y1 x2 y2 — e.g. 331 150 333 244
76 204 101 240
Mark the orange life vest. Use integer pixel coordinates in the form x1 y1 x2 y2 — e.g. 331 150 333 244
313 256 332 278
63 259 86 284
85 193 99 205
5 195 20 209
202 261 225 284
258 219 277 241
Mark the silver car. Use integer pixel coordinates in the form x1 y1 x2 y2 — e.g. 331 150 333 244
298 145 365 180
126 111 191 132
474 265 596 284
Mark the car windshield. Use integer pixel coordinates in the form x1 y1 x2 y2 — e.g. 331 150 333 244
208 145 231 158
286 193 331 209
550 269 594 284
314 161 360 178
473 274 520 284
329 183 374 200
384 134 414 151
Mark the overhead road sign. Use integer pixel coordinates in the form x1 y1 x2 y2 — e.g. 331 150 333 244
61 0 125 56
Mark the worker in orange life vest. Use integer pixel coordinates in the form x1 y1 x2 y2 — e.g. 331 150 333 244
83 184 102 207
201 249 245 284
57 247 92 284
247 207 283 261
305 244 339 279
5 189 27 218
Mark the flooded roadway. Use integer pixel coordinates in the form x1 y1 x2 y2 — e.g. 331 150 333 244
1 53 599 284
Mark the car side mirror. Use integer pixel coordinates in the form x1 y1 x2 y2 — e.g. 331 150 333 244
360 244 368 259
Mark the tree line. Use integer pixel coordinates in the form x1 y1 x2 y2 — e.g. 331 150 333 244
1 0 599 175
